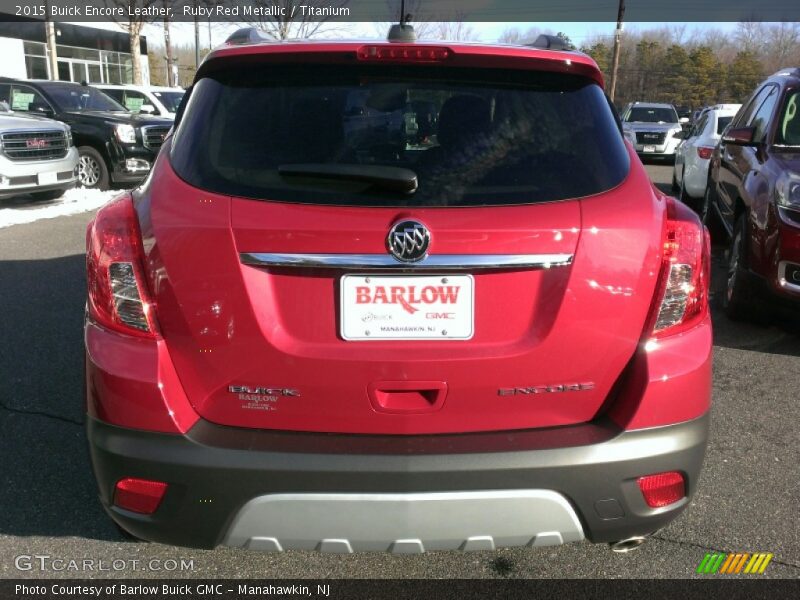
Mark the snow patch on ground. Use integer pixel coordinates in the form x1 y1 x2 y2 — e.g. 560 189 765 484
0 187 120 229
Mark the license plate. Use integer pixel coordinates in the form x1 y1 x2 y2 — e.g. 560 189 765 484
340 275 474 340
643 145 657 153
37 171 57 186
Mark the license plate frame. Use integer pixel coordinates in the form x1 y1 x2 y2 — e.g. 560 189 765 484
37 171 58 186
643 145 657 153
340 274 474 341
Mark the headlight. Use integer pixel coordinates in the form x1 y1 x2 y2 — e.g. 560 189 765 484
66 128 73 148
775 172 800 210
114 124 137 144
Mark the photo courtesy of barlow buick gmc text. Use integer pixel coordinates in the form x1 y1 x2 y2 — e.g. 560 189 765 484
0 1 799 598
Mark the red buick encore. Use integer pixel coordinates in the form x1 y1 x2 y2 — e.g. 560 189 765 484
85 29 712 553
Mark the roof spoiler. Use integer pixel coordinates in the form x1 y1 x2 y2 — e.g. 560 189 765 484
225 27 270 46
527 34 572 51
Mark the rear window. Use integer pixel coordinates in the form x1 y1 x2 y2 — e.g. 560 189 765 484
170 65 629 207
716 116 733 135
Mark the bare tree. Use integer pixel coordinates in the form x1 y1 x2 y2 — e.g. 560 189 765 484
241 0 350 40
105 0 163 84
429 19 478 42
763 22 800 72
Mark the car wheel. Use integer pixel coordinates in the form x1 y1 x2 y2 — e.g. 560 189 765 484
29 189 66 201
701 182 725 241
723 214 761 322
77 146 110 190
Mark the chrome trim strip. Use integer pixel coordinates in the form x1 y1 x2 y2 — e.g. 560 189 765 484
777 261 800 293
240 252 573 270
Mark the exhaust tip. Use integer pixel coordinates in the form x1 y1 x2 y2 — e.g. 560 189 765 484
610 536 647 553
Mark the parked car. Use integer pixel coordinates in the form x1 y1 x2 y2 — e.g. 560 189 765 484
0 78 172 190
85 29 712 554
621 102 685 161
0 100 78 200
704 69 800 319
673 104 741 207
94 84 185 120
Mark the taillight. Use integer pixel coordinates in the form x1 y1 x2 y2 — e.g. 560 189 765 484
357 45 450 62
696 146 714 160
114 478 168 514
647 197 711 338
637 472 685 508
86 195 158 338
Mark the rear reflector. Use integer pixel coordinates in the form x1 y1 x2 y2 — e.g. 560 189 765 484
114 478 168 514
637 471 686 508
696 146 714 160
357 45 450 62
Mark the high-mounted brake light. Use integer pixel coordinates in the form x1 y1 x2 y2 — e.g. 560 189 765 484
357 45 450 62
696 146 714 160
86 195 158 338
647 197 710 338
637 471 685 508
114 478 168 514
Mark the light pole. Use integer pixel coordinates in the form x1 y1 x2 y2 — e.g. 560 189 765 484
609 0 626 103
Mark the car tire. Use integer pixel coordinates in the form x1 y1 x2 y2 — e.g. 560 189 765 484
723 214 762 322
701 182 725 241
77 146 110 190
671 168 679 192
29 189 66 201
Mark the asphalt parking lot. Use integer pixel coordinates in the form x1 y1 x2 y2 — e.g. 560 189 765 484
0 163 798 579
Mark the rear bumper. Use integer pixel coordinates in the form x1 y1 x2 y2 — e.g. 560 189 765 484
87 412 709 551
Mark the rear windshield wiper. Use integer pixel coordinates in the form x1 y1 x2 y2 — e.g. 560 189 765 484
278 164 418 194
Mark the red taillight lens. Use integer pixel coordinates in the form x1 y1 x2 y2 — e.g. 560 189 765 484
114 478 168 514
647 197 711 338
357 45 450 62
696 146 714 160
637 471 685 508
86 195 158 338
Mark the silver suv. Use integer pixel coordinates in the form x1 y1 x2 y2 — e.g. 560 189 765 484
0 101 78 200
621 102 685 161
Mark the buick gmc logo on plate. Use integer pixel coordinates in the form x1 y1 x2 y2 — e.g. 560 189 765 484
387 220 430 262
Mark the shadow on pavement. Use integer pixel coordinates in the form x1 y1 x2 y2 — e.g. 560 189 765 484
0 253 119 541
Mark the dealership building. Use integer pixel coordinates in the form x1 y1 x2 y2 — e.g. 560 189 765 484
0 18 150 85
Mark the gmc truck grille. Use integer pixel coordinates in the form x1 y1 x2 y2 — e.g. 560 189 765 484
142 126 170 150
1 130 68 161
636 131 667 145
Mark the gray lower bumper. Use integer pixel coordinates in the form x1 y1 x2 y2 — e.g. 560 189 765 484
88 413 709 551
224 490 584 553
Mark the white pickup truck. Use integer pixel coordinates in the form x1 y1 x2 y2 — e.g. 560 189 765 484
0 101 79 201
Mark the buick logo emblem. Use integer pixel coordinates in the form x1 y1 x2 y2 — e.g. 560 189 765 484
387 220 430 263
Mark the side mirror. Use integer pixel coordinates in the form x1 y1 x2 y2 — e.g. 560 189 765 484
722 126 757 146
679 117 690 124
139 104 157 115
32 105 54 118
673 130 688 139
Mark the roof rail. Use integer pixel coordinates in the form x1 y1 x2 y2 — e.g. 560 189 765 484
225 27 270 46
527 34 572 51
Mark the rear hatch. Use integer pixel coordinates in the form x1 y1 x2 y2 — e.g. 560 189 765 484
147 47 664 434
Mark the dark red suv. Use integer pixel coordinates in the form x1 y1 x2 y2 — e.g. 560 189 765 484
85 29 711 554
704 68 800 319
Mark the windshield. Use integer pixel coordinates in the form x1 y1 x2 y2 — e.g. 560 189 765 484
625 106 678 124
153 90 184 113
40 84 126 112
171 65 629 207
